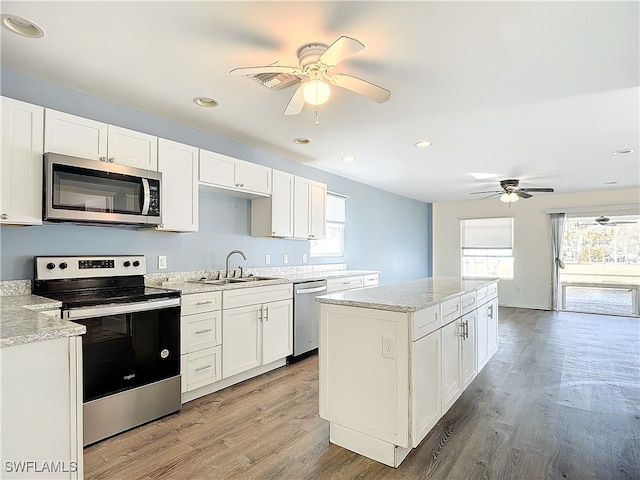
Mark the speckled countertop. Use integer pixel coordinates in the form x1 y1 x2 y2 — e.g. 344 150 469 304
0 295 86 348
316 277 497 313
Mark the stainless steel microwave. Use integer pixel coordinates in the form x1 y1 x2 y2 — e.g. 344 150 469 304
43 152 162 226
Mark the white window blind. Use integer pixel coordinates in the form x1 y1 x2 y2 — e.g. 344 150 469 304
461 218 513 249
461 217 514 279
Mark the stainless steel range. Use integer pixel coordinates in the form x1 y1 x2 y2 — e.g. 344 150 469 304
33 255 181 446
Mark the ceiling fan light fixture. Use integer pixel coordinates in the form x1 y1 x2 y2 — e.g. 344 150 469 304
302 78 330 106
500 192 519 203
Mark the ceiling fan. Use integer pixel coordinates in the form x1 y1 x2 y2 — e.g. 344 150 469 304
230 36 391 117
593 215 637 226
470 179 555 203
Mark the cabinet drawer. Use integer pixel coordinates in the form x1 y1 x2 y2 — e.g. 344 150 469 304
440 296 461 326
182 346 222 392
326 276 364 293
487 282 498 300
223 283 293 309
475 286 488 306
363 274 379 288
182 311 221 353
412 304 440 341
460 291 477 315
181 291 222 315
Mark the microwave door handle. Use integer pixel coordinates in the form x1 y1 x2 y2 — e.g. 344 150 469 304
141 178 151 215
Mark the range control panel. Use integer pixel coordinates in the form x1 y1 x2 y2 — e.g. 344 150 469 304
35 255 147 280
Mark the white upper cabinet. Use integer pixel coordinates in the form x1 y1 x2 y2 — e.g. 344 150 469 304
1 97 44 225
156 138 199 232
199 149 271 197
251 169 294 238
293 176 327 240
44 109 158 170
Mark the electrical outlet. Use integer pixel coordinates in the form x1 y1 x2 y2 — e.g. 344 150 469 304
515 285 521 293
283 254 288 264
265 254 271 265
158 255 167 270
382 336 395 359
302 253 308 264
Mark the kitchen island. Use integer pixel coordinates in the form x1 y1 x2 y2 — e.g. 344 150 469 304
317 277 498 467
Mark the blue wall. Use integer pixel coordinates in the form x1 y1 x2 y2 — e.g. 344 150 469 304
0 69 432 284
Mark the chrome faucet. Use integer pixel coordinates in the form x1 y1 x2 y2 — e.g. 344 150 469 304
225 250 247 278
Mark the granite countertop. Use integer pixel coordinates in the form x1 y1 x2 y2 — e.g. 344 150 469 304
316 276 497 313
164 270 379 294
0 295 86 348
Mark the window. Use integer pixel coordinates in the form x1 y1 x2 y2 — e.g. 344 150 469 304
310 193 346 257
461 217 514 279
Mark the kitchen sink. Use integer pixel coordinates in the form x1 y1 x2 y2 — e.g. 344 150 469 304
190 276 280 285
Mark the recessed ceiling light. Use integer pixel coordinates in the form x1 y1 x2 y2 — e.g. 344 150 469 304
342 156 356 163
415 141 432 148
293 138 310 145
471 172 499 180
612 149 634 156
1 14 44 38
193 97 219 107
604 181 619 185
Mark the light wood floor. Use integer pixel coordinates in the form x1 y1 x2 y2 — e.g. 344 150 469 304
84 307 640 479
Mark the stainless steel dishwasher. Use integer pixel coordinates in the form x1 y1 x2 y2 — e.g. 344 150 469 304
291 279 327 361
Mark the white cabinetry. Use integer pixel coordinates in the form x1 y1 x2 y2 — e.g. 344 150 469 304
199 149 271 197
1 97 44 225
222 284 293 379
180 291 222 395
461 310 477 389
476 285 499 370
156 138 198 232
363 273 380 288
251 169 294 237
0 336 83 479
293 176 326 240
441 317 462 413
44 109 157 170
326 275 365 293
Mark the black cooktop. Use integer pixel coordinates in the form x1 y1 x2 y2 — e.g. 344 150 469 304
41 285 180 310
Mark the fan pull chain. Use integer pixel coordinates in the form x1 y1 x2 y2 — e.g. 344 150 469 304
315 104 319 125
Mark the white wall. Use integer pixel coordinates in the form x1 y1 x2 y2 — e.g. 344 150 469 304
433 188 640 309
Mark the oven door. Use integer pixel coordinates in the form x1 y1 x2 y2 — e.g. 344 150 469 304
68 299 180 403
44 152 161 225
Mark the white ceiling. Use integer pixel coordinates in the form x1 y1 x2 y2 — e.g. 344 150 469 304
1 1 638 203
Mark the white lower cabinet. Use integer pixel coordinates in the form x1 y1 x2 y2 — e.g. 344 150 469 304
326 275 365 293
476 289 499 371
320 281 499 468
222 284 293 379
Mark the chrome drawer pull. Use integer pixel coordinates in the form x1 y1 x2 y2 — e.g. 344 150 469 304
195 328 213 335
195 300 215 306
195 365 212 372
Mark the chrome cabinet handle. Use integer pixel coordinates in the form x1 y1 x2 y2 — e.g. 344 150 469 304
108 157 114 163
0 213 8 220
264 306 269 322
195 328 213 335
99 156 106 162
195 365 212 372
195 300 215 306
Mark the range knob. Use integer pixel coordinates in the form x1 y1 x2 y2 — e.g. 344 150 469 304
123 261 131 267
132 260 140 267
59 262 68 270
46 262 55 270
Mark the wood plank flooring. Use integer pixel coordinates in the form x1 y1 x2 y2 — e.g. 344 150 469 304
84 307 640 479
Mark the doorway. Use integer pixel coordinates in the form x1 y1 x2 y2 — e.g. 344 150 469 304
560 213 640 317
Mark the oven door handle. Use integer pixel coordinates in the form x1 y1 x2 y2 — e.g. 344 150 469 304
63 297 180 320
141 178 151 215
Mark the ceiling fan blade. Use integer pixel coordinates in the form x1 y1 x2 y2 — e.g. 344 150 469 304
331 74 391 103
470 190 501 195
284 86 305 115
519 188 555 193
516 190 533 199
318 36 364 69
230 65 301 76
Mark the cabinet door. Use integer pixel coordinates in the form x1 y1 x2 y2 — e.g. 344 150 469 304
411 329 441 447
237 161 271 195
222 304 262 378
441 319 462 413
293 176 311 239
309 180 327 239
1 97 43 225
262 299 293 364
270 170 294 237
476 303 489 371
487 298 499 357
461 311 477 389
199 149 238 189
183 346 222 392
183 310 221 353
106 125 158 170
44 109 107 160
157 138 198 232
